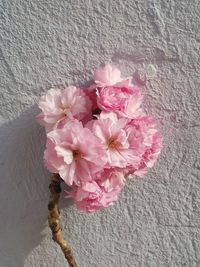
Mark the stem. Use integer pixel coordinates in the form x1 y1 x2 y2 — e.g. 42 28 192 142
48 173 77 267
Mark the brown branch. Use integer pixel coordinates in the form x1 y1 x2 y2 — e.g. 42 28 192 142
48 173 77 267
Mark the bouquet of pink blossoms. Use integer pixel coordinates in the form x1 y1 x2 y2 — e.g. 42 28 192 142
37 64 162 213
36 64 162 266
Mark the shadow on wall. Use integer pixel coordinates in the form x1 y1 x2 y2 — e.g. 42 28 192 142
0 106 73 267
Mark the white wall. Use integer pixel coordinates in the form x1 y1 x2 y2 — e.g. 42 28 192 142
0 1 200 266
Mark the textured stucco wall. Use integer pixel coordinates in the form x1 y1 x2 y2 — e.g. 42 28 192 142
0 1 200 266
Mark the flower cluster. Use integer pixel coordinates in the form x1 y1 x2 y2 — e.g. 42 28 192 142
36 64 162 212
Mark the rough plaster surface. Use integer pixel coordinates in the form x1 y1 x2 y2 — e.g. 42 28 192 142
0 1 200 266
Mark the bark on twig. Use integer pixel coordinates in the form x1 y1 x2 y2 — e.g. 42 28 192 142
48 173 77 267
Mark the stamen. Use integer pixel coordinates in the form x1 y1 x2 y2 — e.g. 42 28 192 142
60 106 70 116
107 138 117 149
73 150 81 160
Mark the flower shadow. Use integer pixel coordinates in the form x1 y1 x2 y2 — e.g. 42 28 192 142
0 105 73 267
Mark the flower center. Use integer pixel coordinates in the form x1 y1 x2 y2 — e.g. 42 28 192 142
60 106 70 116
73 149 81 160
107 137 117 150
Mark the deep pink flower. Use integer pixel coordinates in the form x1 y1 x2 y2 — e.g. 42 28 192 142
36 87 92 132
84 87 98 111
124 116 163 177
97 86 143 118
91 112 140 168
44 120 107 185
92 64 143 118
69 169 125 212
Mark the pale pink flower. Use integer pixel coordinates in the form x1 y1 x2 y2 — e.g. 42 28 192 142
91 112 140 168
36 87 92 132
93 64 135 87
44 120 107 185
97 85 143 118
124 116 163 177
94 64 122 86
134 132 163 176
69 169 125 212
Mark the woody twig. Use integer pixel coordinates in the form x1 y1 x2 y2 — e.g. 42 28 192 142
48 173 77 267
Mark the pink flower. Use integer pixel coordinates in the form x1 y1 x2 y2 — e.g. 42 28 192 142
93 64 135 87
91 112 140 168
69 169 125 212
36 87 92 132
44 120 107 185
92 64 143 118
94 64 122 86
97 86 143 118
134 132 163 176
85 88 98 110
124 116 163 177
86 64 123 113
35 63 163 213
